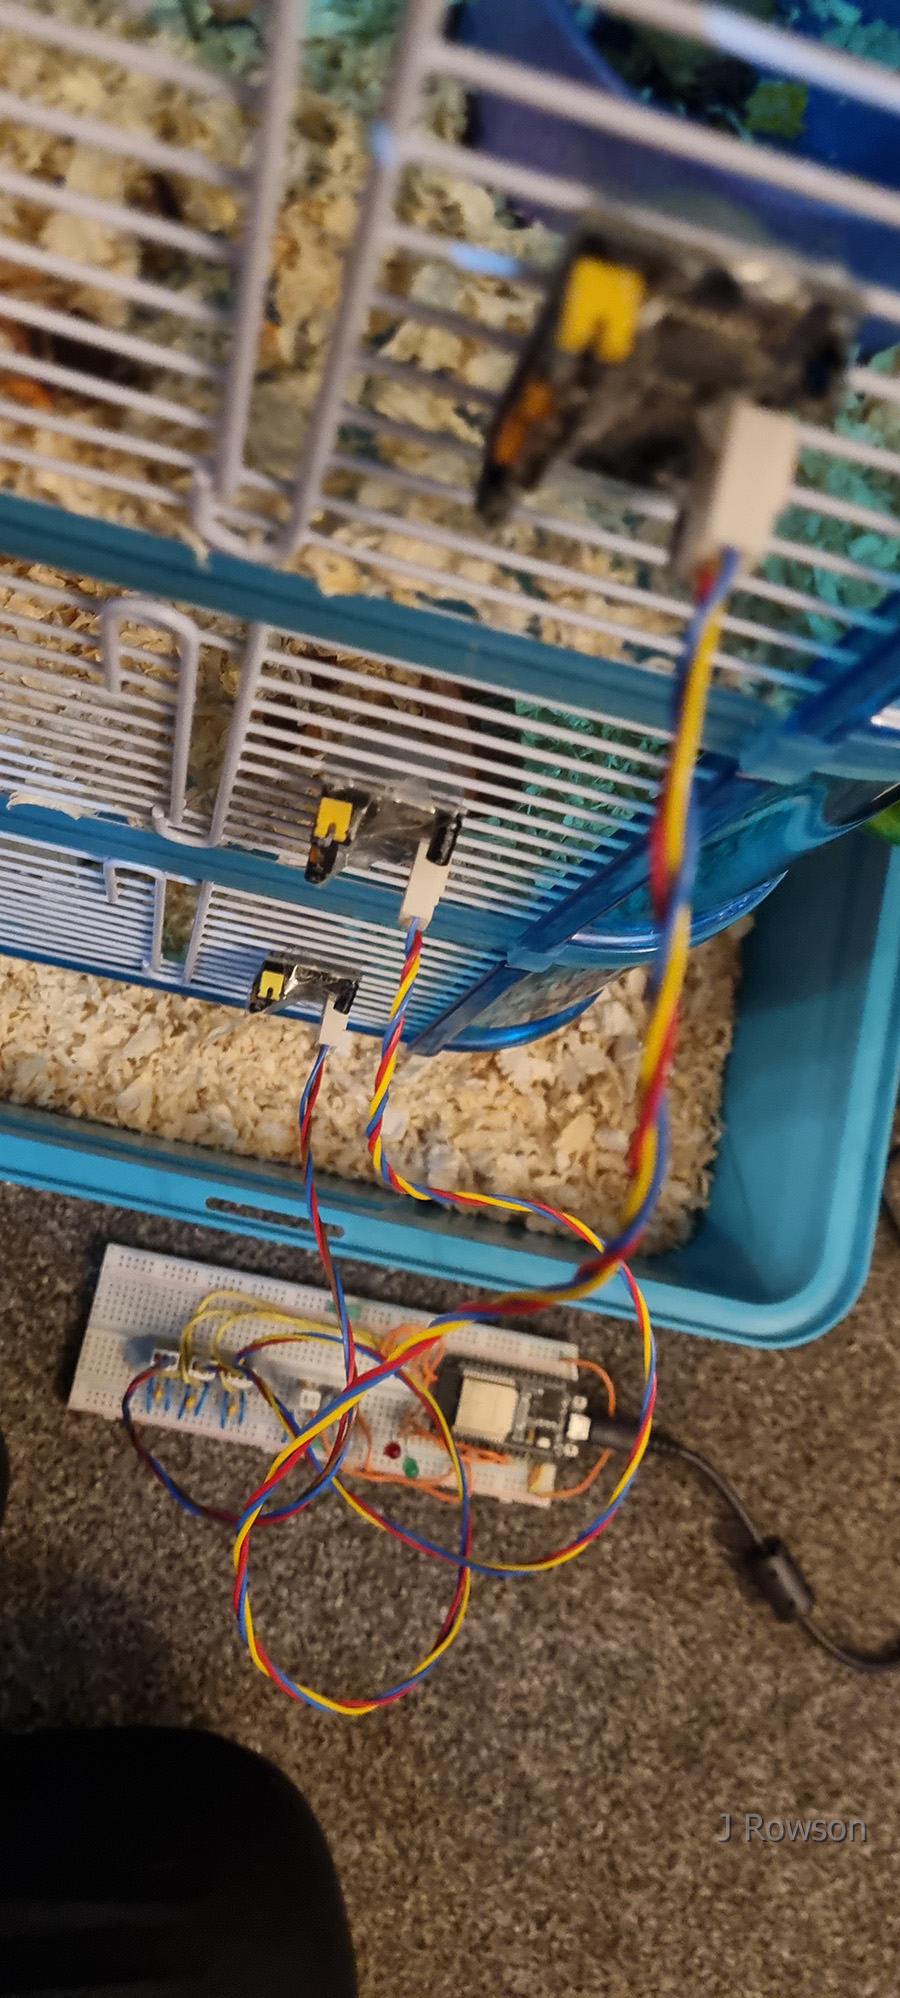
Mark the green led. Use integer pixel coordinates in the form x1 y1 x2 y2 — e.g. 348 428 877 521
402 1456 419 1480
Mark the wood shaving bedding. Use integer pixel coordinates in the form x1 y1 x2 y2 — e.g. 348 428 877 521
0 921 748 1251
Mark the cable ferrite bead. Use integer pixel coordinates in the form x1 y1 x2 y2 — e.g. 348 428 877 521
744 1537 816 1623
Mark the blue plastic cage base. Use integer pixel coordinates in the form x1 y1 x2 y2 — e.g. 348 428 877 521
0 830 896 1348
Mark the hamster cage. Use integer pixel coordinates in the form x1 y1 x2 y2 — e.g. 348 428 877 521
0 0 899 1336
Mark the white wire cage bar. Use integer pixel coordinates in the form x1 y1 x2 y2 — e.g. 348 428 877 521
0 0 301 524
0 0 898 707
194 0 900 702
0 559 243 837
0 829 497 1036
0 831 165 977
0 548 686 926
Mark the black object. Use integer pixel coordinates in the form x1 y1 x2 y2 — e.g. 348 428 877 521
588 1413 900 1675
0 1424 7 1532
249 955 359 1018
477 207 858 527
434 1354 587 1462
426 811 463 869
744 1537 816 1622
0 1727 358 1995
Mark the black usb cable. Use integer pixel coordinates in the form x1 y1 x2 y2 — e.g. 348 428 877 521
589 1414 900 1675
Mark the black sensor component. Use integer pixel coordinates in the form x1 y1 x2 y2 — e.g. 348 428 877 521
305 791 373 886
305 791 462 888
427 810 463 869
434 1358 591 1462
249 955 359 1017
477 207 859 529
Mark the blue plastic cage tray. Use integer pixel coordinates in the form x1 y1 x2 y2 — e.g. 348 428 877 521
0 826 896 1349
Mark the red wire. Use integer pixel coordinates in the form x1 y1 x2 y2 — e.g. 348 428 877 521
300 1050 358 1387
628 1008 680 1167
230 1343 454 1613
123 1362 343 1530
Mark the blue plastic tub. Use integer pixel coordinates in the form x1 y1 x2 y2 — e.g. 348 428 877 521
642 827 900 1342
458 0 900 348
0 828 895 1347
462 0 900 188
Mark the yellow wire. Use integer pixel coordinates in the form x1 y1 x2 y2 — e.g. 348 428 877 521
232 566 731 1708
621 1126 658 1226
232 1277 654 1573
661 608 725 875
235 1348 474 1716
639 902 691 1083
150 1299 474 1715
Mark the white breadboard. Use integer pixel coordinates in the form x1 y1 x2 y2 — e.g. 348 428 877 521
70 1245 585 1508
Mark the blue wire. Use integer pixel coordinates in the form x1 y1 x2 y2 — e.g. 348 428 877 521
271 562 725 1592
122 1361 344 1528
300 1044 355 1384
298 1045 326 1122
232 1327 474 1663
365 921 421 1183
163 1044 357 1546
276 570 727 1591
338 1337 657 1582
137 564 733 1683
125 1044 361 1532
230 1315 652 1591
673 548 740 702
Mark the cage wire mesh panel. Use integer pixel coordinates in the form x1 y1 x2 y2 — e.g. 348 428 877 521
0 0 898 734
0 2 897 1328
0 0 900 1049
0 830 166 976
0 545 694 1006
0 549 677 930
207 616 681 921
0 827 497 1035
1 547 900 1047
0 558 247 833
186 0 900 698
0 542 829 970
260 0 900 704
0 0 897 694
0 0 300 529
182 877 497 1033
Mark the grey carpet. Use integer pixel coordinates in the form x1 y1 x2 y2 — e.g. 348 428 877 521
0 1177 897 1998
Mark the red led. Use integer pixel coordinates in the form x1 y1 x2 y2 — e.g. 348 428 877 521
384 1440 402 1460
